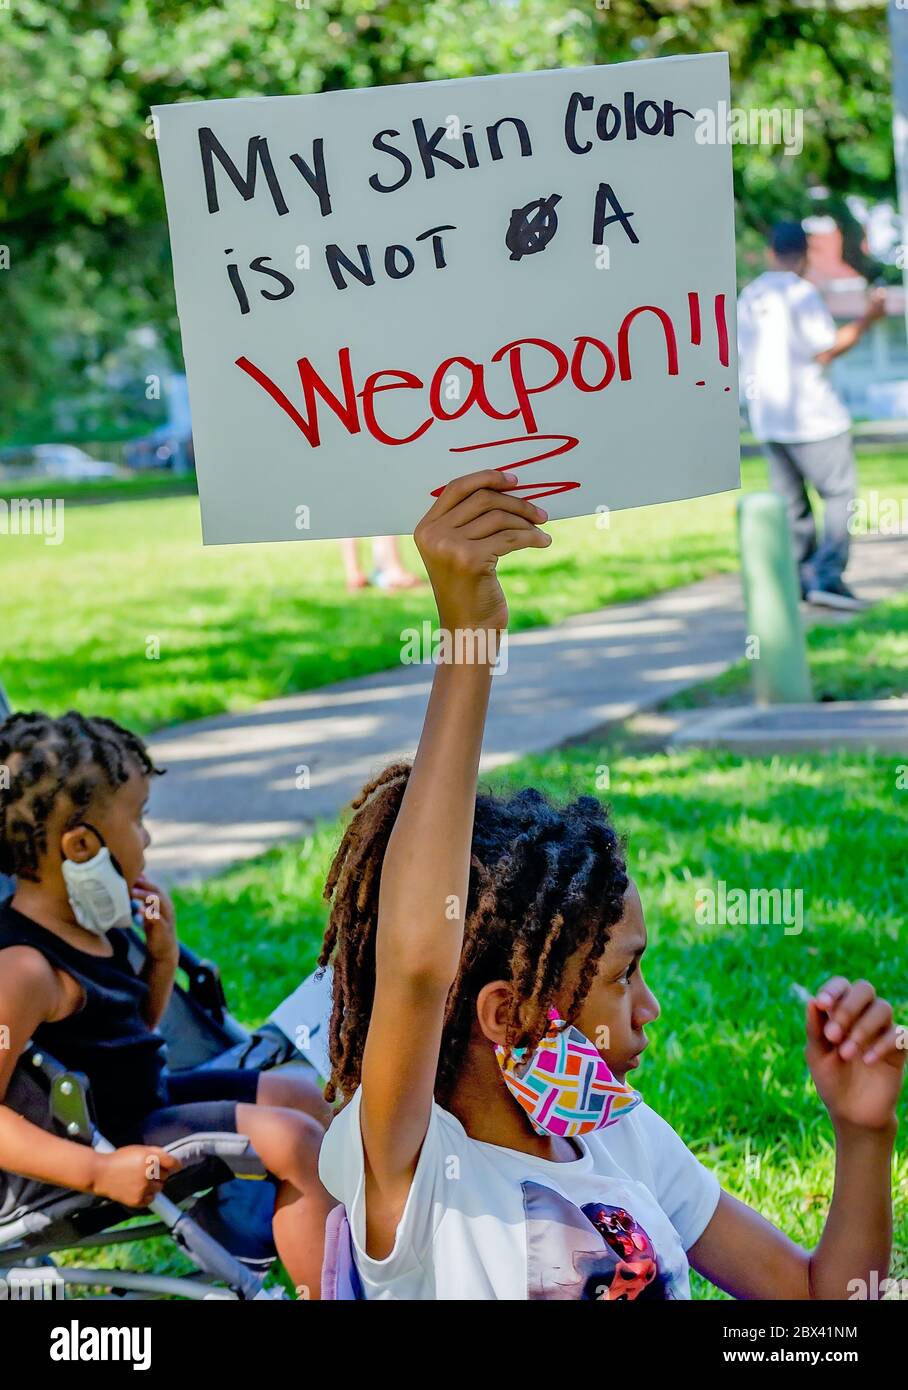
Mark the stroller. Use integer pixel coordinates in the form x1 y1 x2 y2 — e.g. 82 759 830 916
0 681 334 1300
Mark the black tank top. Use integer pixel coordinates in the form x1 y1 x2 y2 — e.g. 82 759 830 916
0 900 168 1141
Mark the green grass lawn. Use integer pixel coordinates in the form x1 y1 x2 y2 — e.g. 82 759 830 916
1 447 905 734
154 734 908 1299
0 472 197 505
669 587 908 709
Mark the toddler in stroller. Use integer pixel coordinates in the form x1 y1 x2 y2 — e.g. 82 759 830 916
0 707 334 1299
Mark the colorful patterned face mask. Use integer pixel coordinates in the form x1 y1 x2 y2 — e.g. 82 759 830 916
495 1010 642 1138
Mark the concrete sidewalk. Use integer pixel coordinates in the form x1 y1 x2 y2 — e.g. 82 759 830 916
146 534 908 883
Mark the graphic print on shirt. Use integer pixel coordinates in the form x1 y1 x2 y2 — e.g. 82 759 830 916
523 1180 673 1300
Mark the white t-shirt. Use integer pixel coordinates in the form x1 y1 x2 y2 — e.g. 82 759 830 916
737 270 850 443
319 1088 720 1300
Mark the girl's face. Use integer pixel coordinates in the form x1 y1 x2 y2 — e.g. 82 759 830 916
571 880 660 1082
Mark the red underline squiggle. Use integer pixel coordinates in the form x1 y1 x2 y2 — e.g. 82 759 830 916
431 434 580 502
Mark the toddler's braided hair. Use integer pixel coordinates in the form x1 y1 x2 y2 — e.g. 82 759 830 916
0 710 162 881
318 762 628 1106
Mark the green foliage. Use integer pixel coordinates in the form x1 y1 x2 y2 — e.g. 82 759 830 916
0 0 897 439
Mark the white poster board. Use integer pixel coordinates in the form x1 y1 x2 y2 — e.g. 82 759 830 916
154 52 739 544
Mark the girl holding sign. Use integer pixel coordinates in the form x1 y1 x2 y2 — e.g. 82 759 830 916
317 468 904 1300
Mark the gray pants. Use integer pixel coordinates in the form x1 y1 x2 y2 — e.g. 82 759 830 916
764 430 856 593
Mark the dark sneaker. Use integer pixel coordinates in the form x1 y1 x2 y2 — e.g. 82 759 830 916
806 580 868 612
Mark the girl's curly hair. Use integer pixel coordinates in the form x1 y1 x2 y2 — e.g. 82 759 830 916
318 761 628 1106
0 710 163 881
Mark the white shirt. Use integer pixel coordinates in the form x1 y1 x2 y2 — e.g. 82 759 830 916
737 270 850 443
319 1087 720 1300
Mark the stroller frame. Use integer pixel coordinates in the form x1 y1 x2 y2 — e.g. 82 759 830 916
0 927 310 1300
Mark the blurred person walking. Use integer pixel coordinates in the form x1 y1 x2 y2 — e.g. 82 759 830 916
737 221 886 611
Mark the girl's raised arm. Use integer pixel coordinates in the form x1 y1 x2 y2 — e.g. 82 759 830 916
359 469 551 1256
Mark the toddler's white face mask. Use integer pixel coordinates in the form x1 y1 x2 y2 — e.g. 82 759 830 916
61 831 134 938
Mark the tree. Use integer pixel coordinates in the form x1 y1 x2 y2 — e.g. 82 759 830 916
0 0 896 440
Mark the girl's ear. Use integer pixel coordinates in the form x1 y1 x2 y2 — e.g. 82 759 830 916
475 981 515 1045
60 825 100 865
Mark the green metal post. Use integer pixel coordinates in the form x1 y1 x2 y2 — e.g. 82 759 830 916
737 492 813 705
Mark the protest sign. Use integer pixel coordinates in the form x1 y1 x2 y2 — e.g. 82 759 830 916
154 51 740 543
